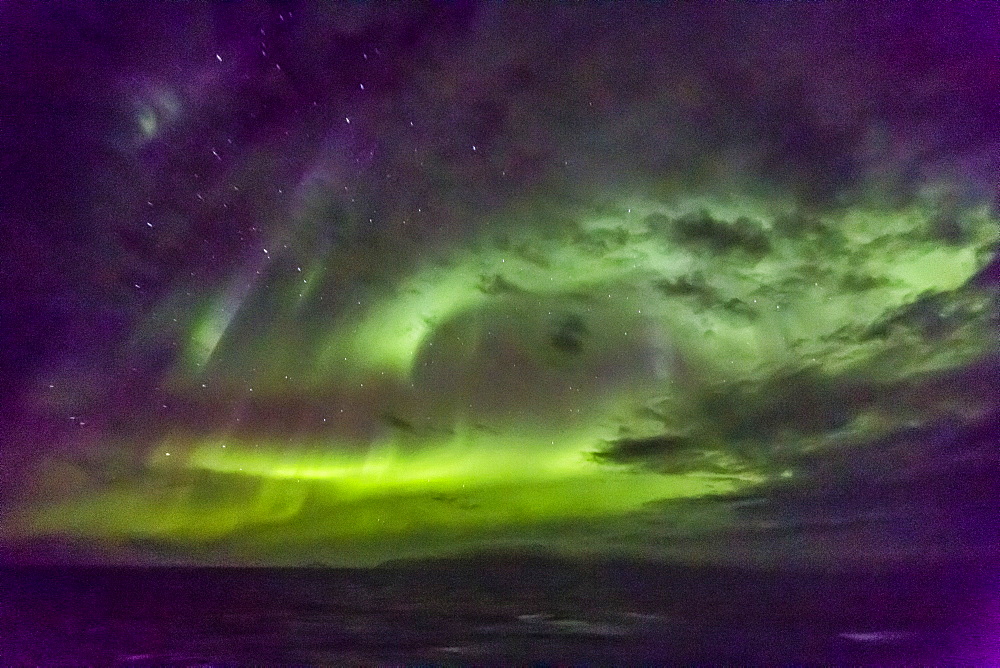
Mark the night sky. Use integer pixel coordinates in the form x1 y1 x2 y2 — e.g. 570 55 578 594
2 2 999 567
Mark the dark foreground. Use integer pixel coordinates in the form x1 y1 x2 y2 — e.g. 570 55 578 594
2 556 997 665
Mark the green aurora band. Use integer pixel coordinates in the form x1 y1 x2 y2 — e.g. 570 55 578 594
5 192 999 565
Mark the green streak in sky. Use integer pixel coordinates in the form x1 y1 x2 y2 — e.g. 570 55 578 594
15 431 759 550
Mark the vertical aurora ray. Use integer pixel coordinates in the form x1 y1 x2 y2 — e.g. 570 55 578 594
185 282 255 373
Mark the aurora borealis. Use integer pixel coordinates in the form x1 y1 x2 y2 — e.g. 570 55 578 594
3 2 1000 569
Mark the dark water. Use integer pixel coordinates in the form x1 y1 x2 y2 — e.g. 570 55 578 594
3 557 996 665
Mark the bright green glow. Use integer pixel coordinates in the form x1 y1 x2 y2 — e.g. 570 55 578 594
11 471 750 561
174 408 722 486
307 197 996 386
883 245 977 292
12 430 758 549
183 436 593 487
171 195 997 390
317 264 485 376
5 190 998 565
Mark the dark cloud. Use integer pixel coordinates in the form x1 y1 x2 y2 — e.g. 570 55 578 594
671 212 771 257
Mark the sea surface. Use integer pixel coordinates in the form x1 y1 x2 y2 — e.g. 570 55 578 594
2 557 996 665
